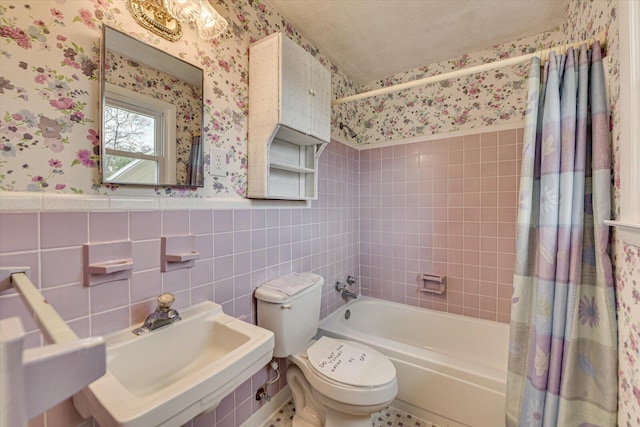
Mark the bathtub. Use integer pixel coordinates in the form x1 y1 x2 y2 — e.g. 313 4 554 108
317 297 510 427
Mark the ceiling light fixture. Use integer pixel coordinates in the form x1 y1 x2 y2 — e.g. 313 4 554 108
164 0 228 40
128 0 228 42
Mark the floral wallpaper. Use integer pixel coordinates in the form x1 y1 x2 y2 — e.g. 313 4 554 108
0 0 358 197
336 31 564 146
618 243 640 426
105 49 202 184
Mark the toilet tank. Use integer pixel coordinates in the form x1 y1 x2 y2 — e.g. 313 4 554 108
255 273 323 358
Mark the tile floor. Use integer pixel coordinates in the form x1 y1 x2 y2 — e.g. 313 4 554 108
264 399 434 427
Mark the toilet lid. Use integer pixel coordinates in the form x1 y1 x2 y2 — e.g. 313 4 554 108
306 337 395 387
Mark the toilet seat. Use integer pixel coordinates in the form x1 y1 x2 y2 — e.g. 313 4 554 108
288 338 398 407
306 336 395 387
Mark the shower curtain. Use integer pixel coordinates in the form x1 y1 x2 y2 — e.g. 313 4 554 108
186 134 203 186
505 42 617 426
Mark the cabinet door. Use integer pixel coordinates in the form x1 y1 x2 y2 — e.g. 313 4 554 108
309 62 331 142
280 36 311 134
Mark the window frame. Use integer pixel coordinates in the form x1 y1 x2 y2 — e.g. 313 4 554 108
102 83 177 185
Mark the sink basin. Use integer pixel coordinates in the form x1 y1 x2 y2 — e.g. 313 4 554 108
73 301 274 427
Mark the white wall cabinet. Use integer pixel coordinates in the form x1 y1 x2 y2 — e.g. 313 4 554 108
248 32 331 200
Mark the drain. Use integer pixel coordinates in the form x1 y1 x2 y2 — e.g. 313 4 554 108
344 309 351 319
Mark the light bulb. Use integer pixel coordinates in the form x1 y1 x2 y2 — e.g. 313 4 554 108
164 0 199 22
196 0 228 40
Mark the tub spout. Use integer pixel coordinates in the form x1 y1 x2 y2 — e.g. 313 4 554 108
341 289 358 300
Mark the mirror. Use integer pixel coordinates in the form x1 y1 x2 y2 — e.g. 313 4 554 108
100 25 204 187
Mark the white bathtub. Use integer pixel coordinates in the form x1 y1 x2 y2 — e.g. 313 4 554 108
317 297 509 427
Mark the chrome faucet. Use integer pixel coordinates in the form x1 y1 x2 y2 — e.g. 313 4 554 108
335 279 358 300
133 293 181 335
340 289 358 300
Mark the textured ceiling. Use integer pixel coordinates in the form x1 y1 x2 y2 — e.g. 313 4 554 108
264 0 569 84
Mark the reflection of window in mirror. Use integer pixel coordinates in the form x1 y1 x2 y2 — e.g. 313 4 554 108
101 25 204 187
103 83 176 185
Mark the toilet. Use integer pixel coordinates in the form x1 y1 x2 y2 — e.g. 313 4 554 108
255 272 397 427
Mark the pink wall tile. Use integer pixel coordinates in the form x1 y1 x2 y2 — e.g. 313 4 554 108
40 211 87 249
499 129 518 145
214 255 234 281
214 277 234 303
162 267 190 294
0 251 40 292
234 230 251 253
191 283 214 305
131 239 160 272
190 210 213 235
192 259 214 287
129 211 161 240
360 128 521 323
40 247 82 288
89 211 128 243
42 284 89 321
195 234 214 259
90 278 129 314
131 269 162 303
91 306 129 336
234 252 252 277
0 293 38 331
234 209 251 231
214 232 234 257
44 398 86 427
0 212 38 252
214 210 233 233
251 209 266 229
162 210 189 236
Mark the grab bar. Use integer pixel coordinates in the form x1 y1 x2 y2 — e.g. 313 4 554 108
10 272 78 343
0 269 106 425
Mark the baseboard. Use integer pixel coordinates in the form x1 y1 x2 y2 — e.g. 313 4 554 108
240 385 292 427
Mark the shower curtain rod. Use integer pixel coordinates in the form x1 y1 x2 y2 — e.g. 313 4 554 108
332 31 607 105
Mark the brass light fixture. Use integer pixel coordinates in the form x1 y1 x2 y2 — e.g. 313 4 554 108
128 0 183 41
127 0 228 42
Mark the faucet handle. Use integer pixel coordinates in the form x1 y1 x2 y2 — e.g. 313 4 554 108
346 275 358 285
157 293 175 310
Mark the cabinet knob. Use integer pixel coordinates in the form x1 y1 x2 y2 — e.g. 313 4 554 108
308 88 316 96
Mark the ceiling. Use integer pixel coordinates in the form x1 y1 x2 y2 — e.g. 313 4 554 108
263 0 569 84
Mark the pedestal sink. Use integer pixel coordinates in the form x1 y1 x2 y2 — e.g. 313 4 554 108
73 300 274 427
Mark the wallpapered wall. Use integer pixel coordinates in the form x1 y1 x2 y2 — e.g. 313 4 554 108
0 0 581 197
335 31 564 146
105 49 202 184
0 0 359 198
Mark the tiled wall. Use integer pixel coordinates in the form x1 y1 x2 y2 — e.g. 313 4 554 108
0 141 359 427
359 128 522 323
1 127 522 426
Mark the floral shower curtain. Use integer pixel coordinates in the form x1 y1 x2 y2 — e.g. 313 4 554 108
506 42 617 426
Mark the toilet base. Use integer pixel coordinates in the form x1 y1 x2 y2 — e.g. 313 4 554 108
287 365 325 427
286 364 392 427
324 409 373 427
